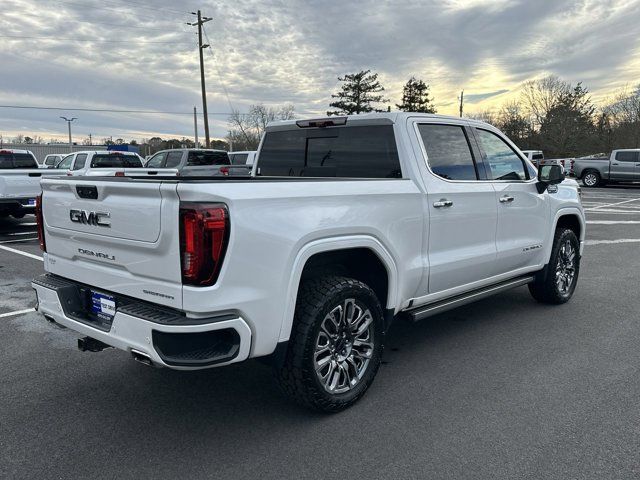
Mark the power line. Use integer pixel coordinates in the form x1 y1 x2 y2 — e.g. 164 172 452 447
0 34 192 45
53 0 190 16
0 104 246 116
202 24 236 114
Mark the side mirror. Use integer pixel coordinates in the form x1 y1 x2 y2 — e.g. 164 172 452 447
536 163 565 193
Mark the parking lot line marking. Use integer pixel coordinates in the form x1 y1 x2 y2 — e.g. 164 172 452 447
7 231 38 236
585 238 640 246
0 308 35 319
0 237 39 244
0 244 43 261
587 220 640 224
586 198 639 211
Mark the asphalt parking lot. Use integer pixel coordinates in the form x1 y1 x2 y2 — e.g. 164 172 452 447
1 186 640 479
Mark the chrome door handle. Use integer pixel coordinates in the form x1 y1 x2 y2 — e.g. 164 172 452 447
499 195 515 203
433 199 453 208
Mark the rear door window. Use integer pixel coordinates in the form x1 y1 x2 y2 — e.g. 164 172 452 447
187 151 230 166
615 151 640 162
165 151 183 168
417 124 478 180
258 125 402 178
476 129 529 181
72 153 88 170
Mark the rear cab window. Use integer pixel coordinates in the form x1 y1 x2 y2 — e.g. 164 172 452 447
187 151 230 166
90 154 143 168
258 125 402 178
0 152 38 169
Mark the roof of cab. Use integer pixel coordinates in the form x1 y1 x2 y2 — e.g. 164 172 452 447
266 111 496 131
0 148 33 154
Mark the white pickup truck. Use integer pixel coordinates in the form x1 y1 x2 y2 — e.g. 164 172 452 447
0 149 66 218
32 113 585 412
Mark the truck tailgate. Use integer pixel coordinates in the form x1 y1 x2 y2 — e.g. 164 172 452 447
0 170 65 198
41 177 183 309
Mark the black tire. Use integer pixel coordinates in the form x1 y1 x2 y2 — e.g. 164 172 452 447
582 170 601 187
275 275 384 413
528 228 580 304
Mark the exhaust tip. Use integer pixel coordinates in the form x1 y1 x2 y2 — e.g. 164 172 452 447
131 349 154 367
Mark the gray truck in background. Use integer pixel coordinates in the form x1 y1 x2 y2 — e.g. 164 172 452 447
574 149 640 187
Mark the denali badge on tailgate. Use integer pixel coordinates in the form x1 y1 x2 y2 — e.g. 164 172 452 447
69 209 111 227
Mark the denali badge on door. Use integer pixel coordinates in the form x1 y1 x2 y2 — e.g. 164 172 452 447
69 209 111 227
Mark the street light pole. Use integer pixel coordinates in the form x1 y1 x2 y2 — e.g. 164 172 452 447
60 116 77 151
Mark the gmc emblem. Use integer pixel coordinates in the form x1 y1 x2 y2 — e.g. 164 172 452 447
69 209 111 228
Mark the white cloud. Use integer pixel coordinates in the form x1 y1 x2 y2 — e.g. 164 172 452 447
0 0 638 141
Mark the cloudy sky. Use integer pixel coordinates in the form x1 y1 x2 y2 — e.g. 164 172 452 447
1 0 639 143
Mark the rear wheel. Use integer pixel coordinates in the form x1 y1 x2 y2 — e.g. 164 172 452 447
529 228 580 304
582 171 600 187
275 275 384 412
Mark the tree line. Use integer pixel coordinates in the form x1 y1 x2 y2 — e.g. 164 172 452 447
228 71 640 159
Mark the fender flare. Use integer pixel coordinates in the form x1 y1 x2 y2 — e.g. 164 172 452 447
278 235 399 342
545 207 586 261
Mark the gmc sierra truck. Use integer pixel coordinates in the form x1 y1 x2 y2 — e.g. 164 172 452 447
32 113 585 412
574 149 640 187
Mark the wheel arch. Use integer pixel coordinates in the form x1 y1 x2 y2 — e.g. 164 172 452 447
546 209 586 261
278 236 399 342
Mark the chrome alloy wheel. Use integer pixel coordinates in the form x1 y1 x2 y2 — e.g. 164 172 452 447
314 298 375 394
556 239 576 295
583 173 598 187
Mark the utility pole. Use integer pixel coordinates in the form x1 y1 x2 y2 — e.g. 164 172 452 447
188 11 212 148
459 90 464 118
193 106 199 147
60 116 77 151
89 133 92 145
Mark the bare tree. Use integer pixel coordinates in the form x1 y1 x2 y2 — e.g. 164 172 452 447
521 75 570 127
227 103 295 151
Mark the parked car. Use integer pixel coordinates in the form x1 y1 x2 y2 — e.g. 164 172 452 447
521 150 544 166
228 150 257 166
0 149 66 218
32 113 585 412
144 149 246 176
543 158 575 176
574 149 640 187
42 154 65 169
55 151 149 176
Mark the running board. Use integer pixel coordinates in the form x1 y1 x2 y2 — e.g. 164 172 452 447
406 276 535 322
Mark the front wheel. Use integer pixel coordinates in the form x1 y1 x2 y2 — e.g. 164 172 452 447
529 228 580 304
582 171 601 187
275 275 384 412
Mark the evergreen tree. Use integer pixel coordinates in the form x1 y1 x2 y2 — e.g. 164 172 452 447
327 70 387 115
396 77 437 113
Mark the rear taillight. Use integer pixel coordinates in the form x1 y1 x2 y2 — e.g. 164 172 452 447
35 194 46 252
220 166 230 176
179 203 229 286
115 171 125 177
